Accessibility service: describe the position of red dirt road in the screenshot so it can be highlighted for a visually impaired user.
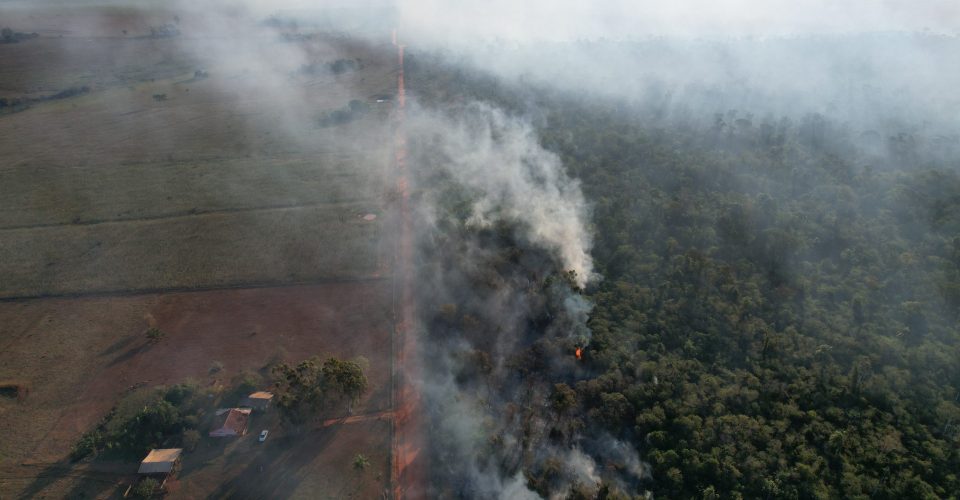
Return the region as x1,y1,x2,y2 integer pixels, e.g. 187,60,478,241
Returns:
321,409,394,427
391,30,429,499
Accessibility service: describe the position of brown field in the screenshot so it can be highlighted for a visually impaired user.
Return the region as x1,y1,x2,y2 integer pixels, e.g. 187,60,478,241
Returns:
1,3,399,498
0,11,397,299
0,205,385,298
0,419,392,500
0,282,395,497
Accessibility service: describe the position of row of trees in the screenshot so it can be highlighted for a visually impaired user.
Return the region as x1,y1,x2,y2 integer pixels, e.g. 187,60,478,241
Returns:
70,383,210,461
71,355,368,461
1,27,38,44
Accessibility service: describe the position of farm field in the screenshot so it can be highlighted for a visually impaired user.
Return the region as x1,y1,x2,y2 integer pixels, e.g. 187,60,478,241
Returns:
0,2,399,498
0,9,397,298
0,419,391,500
0,204,385,298
0,283,395,498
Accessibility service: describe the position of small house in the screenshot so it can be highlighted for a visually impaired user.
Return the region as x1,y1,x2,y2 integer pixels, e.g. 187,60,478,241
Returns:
240,391,274,411
138,448,183,476
209,408,251,437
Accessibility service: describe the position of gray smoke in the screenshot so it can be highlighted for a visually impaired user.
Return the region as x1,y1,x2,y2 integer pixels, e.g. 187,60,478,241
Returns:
408,102,594,286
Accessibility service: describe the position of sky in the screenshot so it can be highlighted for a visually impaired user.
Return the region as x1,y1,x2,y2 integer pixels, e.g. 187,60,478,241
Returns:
394,0,960,40
8,0,957,39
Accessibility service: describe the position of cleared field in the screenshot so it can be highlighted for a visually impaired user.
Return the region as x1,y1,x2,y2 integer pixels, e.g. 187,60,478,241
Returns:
0,60,395,166
0,37,195,97
0,204,385,298
0,5,186,40
0,420,391,499
0,6,398,298
0,156,384,229
1,4,399,498
176,419,391,499
0,282,393,497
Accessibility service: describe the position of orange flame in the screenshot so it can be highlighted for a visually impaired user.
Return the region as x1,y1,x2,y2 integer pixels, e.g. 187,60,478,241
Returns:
575,347,582,360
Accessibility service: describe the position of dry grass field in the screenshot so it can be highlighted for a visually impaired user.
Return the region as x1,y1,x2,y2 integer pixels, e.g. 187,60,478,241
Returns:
0,7,397,298
0,3,398,498
0,205,384,298
0,283,394,498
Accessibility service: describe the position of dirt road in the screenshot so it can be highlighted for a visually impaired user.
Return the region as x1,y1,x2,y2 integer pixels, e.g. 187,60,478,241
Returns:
390,30,429,499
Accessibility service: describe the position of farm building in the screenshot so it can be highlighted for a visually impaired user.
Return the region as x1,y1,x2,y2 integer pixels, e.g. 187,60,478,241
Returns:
240,391,274,410
209,408,251,437
138,448,183,476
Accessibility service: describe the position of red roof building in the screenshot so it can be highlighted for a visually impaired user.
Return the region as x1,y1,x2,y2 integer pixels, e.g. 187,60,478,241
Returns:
209,408,251,437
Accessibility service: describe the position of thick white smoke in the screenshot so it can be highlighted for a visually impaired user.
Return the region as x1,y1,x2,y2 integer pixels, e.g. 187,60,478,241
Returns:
408,102,595,286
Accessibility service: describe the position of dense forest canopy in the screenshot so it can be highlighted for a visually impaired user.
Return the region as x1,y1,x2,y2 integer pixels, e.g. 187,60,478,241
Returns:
407,41,960,499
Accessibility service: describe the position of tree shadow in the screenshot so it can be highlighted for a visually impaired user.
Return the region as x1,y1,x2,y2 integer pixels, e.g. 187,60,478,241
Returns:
178,439,231,481
106,341,154,367
99,335,137,357
15,461,68,499
15,459,131,500
205,425,341,499
60,472,125,500
363,382,393,414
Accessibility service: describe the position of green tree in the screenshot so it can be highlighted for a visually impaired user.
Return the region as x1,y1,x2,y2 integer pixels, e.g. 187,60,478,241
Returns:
132,477,160,498
271,355,368,424
551,383,577,414
182,429,201,451
322,357,369,403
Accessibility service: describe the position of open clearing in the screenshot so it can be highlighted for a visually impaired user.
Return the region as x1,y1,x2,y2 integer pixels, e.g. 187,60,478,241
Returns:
0,13,397,298
1,419,391,500
0,205,384,298
0,282,394,497
1,3,399,498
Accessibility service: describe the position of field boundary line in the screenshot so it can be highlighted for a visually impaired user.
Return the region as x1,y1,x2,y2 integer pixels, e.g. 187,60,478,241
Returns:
0,276,390,303
0,200,379,232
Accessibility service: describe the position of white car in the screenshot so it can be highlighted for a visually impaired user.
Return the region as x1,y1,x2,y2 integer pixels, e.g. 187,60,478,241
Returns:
258,430,268,442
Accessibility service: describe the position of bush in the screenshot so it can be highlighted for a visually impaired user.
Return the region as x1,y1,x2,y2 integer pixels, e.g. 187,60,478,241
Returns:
182,429,201,451
132,477,160,498
1,27,38,44
70,430,101,461
318,100,369,128
226,370,263,404
328,58,359,75
145,327,164,343
49,86,89,100
352,453,369,470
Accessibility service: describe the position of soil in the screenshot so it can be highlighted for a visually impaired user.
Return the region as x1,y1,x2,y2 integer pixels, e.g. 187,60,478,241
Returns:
0,282,392,474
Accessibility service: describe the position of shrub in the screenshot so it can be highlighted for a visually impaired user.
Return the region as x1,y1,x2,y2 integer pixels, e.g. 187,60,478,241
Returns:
145,327,164,343
70,430,102,461
132,477,160,498
182,429,201,451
